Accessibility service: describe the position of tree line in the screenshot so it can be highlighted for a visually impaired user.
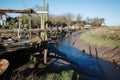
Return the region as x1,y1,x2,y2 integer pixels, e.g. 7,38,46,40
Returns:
3,5,105,30
6,13,105,29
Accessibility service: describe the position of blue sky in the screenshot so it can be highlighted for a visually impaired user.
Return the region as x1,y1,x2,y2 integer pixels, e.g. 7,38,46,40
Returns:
0,0,120,26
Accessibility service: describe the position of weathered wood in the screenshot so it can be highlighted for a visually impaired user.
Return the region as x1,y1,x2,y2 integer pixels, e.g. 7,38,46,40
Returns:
44,49,48,64
0,48,41,58
0,47,43,78
0,59,9,75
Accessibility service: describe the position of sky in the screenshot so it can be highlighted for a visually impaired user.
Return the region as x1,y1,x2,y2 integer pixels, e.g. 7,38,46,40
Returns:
0,0,120,26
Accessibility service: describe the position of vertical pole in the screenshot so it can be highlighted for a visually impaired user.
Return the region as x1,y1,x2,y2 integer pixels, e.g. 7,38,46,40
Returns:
45,3,49,21
29,15,31,39
42,13,45,30
43,0,45,11
43,0,46,64
40,0,45,30
45,3,49,30
44,49,48,64
89,46,92,56
42,0,48,64
18,18,21,40
95,48,98,58
43,2,49,64
40,14,42,30
41,13,43,30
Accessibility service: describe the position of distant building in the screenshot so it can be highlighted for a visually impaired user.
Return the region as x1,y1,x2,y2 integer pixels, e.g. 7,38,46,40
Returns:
84,25,91,29
0,13,7,25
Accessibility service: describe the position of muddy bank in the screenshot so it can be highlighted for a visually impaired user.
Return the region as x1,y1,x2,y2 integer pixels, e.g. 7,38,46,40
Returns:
74,34,120,65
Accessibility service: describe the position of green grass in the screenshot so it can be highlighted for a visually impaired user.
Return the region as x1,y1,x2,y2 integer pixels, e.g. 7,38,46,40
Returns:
12,61,84,80
16,70,84,80
39,70,84,80
80,28,120,47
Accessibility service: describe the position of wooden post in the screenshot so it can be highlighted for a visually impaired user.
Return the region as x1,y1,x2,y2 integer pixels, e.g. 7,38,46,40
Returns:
41,13,43,30
45,3,49,30
89,46,92,56
95,48,98,58
41,0,48,64
29,15,31,39
44,49,48,64
44,2,49,64
18,18,21,40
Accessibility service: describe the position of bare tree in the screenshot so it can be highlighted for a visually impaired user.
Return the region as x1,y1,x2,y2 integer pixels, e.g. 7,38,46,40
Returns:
85,17,104,27
76,14,82,28
66,13,74,26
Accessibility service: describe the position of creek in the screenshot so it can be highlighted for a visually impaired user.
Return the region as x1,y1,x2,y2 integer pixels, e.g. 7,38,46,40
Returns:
55,32,120,80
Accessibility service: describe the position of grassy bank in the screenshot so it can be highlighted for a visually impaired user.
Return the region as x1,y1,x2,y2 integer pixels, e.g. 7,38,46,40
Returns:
80,27,120,47
10,61,84,80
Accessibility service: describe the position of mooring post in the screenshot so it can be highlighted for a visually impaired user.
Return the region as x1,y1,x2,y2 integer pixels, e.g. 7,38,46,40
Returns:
41,0,49,64
18,18,22,40
89,46,92,56
95,48,98,58
29,14,32,39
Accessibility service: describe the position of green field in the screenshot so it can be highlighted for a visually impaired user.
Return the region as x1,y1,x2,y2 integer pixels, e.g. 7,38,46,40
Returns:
80,27,120,47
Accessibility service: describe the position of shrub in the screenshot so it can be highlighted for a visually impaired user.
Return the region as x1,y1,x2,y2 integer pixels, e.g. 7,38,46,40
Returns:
0,25,13,30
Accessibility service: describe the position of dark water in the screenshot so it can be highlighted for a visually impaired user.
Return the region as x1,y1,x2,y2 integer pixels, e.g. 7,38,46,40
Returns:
55,32,120,80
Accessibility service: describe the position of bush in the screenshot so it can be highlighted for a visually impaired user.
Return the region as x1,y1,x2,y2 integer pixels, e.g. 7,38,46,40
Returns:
0,25,13,30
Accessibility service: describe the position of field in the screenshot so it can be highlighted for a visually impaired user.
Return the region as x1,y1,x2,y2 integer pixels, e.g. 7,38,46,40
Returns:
80,27,120,47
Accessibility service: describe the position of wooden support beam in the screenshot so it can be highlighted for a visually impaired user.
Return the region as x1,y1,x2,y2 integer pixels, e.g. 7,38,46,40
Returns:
0,8,36,13
44,49,48,64
28,15,32,39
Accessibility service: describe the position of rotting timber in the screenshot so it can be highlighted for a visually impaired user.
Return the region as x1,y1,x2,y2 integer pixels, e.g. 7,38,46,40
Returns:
0,36,70,79
0,3,83,79
0,8,36,14
0,28,73,79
